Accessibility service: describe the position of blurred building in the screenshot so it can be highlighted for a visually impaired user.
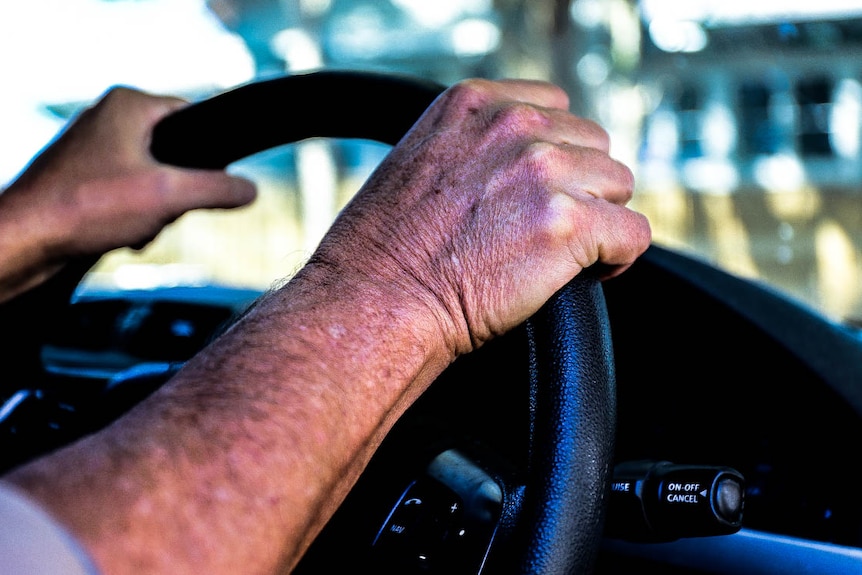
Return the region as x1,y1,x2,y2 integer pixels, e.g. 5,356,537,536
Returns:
7,0,862,322
631,2,862,322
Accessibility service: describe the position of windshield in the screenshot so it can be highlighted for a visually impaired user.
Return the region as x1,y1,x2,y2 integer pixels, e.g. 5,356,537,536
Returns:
3,0,862,327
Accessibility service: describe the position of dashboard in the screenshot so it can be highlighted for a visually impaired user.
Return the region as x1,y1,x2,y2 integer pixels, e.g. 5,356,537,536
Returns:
3,243,862,573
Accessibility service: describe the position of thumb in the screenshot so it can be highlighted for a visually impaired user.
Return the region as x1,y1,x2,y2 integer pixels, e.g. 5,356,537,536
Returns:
157,168,258,213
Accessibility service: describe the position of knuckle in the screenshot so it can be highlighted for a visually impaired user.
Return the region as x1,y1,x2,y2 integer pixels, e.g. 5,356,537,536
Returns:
99,85,137,107
421,79,495,133
488,102,550,135
446,78,494,103
500,141,562,190
437,78,495,116
522,140,562,173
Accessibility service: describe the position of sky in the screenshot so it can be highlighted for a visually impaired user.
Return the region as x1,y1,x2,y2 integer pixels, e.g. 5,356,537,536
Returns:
0,0,254,183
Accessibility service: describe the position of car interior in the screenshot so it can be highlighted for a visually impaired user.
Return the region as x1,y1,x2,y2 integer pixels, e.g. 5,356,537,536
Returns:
3,1,862,573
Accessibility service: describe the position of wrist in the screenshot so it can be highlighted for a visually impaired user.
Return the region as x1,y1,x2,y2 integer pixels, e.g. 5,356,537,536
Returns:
0,181,69,302
268,261,460,394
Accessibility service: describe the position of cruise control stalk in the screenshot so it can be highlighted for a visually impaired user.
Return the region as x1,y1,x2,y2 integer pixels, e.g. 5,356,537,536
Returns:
604,460,745,542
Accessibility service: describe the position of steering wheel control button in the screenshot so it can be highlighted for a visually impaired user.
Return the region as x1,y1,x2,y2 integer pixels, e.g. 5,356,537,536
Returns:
605,460,745,542
373,479,455,564
372,449,502,573
714,475,744,524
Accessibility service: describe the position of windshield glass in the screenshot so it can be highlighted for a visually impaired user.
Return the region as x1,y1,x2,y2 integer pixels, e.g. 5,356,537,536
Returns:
3,0,862,326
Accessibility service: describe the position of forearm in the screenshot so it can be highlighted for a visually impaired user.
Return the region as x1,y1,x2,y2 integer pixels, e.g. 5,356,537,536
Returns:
3,265,453,574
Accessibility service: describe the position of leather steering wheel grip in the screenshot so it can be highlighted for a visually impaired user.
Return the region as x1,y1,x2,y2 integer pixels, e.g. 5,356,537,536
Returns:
150,70,444,167
523,273,615,574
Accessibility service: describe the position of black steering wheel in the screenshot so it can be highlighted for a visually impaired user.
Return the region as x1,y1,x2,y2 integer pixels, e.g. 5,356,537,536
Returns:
9,71,618,574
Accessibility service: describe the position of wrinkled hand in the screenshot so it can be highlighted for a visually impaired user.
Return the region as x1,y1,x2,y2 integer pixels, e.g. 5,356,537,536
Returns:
308,78,651,356
0,86,256,300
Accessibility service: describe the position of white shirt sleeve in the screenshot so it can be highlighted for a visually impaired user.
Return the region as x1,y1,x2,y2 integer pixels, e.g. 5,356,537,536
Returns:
0,481,99,574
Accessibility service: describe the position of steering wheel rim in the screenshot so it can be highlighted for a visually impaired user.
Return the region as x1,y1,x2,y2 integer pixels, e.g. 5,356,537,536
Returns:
146,70,617,574
522,274,616,574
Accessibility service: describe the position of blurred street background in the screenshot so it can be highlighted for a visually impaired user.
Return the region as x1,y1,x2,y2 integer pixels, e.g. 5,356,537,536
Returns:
4,0,862,324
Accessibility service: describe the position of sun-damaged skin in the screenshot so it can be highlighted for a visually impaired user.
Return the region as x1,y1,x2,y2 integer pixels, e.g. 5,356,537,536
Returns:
2,78,650,574
0,86,257,303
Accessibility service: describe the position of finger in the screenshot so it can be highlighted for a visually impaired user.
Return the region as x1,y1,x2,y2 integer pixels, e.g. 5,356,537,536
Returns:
474,101,611,156
570,199,652,274
145,94,191,124
434,78,571,128
464,79,612,152
136,168,258,216
78,88,192,161
99,86,189,125
540,107,611,153
166,169,258,211
563,147,635,205
488,78,571,111
525,142,634,205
